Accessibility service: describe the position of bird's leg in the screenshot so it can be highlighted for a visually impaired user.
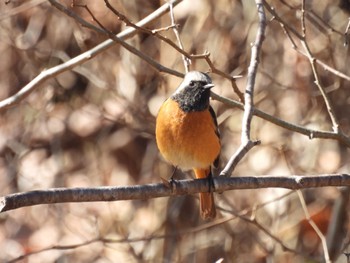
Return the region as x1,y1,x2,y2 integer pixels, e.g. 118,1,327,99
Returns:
161,166,178,189
207,168,215,193
170,166,178,182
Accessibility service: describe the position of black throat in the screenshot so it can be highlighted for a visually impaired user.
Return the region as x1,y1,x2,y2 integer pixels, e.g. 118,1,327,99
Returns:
171,85,211,112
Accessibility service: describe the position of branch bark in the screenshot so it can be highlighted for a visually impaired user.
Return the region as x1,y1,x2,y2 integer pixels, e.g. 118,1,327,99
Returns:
1,174,350,213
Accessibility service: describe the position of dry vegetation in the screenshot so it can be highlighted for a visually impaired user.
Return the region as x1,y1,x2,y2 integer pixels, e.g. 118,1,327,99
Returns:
0,0,350,262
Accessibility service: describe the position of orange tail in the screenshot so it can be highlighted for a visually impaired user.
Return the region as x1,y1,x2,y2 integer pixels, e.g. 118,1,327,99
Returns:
194,168,216,219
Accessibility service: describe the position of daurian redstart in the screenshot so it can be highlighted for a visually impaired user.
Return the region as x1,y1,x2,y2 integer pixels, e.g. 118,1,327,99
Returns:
156,71,220,219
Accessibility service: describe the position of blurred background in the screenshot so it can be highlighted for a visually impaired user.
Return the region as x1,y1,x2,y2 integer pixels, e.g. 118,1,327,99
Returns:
0,0,350,262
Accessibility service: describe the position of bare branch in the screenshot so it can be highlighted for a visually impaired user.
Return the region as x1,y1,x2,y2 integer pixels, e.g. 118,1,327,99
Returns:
300,0,340,134
168,0,191,73
201,53,244,102
211,92,350,147
2,174,350,213
297,190,331,263
300,0,307,35
53,0,183,77
0,0,184,112
0,0,245,113
240,215,302,255
220,0,265,177
264,1,350,82
104,0,243,100
103,0,191,60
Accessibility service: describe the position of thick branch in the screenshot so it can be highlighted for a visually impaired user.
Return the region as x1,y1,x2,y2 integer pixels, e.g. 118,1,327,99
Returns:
1,174,350,212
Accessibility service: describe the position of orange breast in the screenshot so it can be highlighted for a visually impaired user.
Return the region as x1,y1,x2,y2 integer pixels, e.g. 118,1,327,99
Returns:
156,99,220,170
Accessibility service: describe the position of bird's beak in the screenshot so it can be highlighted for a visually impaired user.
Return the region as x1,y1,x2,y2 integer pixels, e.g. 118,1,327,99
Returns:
204,83,215,89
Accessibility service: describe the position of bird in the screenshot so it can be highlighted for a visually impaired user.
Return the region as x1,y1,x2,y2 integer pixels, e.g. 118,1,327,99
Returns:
155,71,220,219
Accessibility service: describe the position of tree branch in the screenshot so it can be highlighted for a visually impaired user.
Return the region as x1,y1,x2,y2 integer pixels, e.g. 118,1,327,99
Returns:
103,0,243,100
0,0,183,112
220,0,265,177
211,92,350,147
168,0,191,73
297,189,331,263
69,1,183,79
1,174,350,213
264,1,350,82
300,0,340,134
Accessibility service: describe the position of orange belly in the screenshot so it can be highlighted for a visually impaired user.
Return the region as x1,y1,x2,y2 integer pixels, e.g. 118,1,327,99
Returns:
156,99,220,170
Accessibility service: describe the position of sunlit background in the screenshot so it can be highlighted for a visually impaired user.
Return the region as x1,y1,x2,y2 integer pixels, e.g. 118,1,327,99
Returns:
0,0,350,262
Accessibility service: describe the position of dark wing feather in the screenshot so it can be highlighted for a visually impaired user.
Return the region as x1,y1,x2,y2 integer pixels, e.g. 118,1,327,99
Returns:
209,105,220,168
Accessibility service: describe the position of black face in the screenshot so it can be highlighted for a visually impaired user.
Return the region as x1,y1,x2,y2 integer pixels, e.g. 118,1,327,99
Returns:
172,80,211,112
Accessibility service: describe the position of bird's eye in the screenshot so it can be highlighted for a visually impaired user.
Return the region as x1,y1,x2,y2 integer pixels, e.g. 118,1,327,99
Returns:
189,81,195,87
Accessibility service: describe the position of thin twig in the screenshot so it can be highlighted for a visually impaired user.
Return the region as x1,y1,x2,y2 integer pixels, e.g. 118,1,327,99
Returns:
297,190,331,263
263,1,303,39
242,216,302,255
300,0,306,36
168,0,191,72
277,18,299,49
2,173,350,212
309,53,350,82
300,0,340,134
201,53,244,102
306,10,344,36
220,0,265,177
